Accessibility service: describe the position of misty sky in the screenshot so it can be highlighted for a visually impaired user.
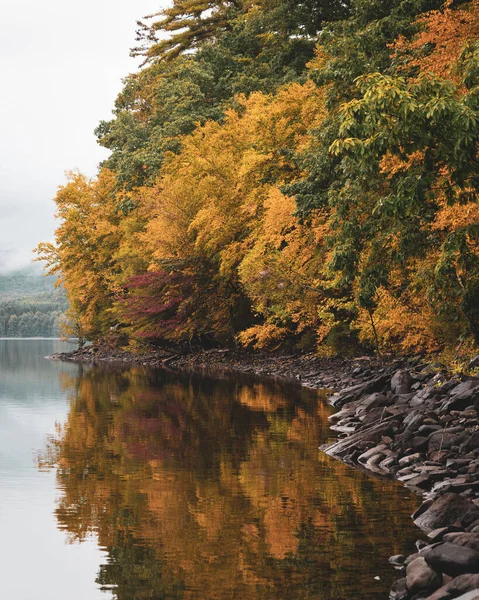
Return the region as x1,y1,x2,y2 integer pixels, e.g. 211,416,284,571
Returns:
0,0,170,272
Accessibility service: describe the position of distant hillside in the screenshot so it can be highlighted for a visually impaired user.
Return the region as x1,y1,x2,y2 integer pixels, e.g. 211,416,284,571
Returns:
0,266,68,337
0,264,58,298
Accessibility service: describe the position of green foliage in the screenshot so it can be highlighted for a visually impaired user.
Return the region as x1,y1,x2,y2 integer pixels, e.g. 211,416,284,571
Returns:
290,0,444,218
329,66,479,342
97,1,345,190
133,0,350,64
95,59,225,189
0,267,68,338
133,0,240,63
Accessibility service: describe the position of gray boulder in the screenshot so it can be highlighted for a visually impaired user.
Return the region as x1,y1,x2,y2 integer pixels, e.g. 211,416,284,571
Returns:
428,432,460,453
414,494,479,534
450,380,479,400
462,432,479,452
390,577,409,600
424,543,479,577
406,557,442,594
392,369,414,394
425,573,479,600
443,533,479,553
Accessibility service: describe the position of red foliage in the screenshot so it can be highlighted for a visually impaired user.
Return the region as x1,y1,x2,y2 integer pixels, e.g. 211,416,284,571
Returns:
121,270,197,342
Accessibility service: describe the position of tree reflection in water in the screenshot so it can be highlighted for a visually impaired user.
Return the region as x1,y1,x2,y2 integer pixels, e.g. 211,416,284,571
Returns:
41,365,420,600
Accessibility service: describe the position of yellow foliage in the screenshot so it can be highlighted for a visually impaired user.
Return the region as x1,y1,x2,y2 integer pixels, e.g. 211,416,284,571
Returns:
238,188,329,341
433,198,479,237
135,80,327,344
353,287,443,353
379,150,425,177
237,324,290,350
35,169,149,339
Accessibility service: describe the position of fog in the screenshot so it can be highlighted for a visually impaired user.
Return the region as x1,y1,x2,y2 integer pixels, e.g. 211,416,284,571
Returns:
0,0,169,272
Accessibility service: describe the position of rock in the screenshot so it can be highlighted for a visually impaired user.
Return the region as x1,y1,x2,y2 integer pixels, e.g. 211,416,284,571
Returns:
357,443,388,465
390,577,409,600
366,450,394,472
406,474,434,490
452,591,479,600
417,540,429,551
441,381,479,411
380,455,399,473
406,557,442,595
399,453,423,467
427,526,465,544
425,574,479,600
468,521,479,533
405,552,421,567
428,432,459,453
413,500,434,521
424,542,479,577
447,459,472,471
404,410,426,430
323,418,397,458
430,450,451,463
392,369,414,394
443,533,479,553
331,374,390,408
451,380,479,400
419,424,444,435
463,432,479,452
360,406,391,425
390,554,407,567
358,392,391,412
414,493,479,534
409,436,430,452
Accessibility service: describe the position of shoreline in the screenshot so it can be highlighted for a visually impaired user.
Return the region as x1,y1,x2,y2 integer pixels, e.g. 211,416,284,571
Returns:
50,345,479,599
48,344,405,390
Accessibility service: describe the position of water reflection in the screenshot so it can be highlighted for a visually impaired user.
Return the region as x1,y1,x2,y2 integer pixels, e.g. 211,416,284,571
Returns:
43,364,421,600
0,340,107,600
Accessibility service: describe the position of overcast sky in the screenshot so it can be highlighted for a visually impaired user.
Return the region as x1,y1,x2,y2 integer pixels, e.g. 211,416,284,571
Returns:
0,0,170,272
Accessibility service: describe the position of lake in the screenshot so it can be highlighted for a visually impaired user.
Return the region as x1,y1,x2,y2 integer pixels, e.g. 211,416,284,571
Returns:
0,339,421,599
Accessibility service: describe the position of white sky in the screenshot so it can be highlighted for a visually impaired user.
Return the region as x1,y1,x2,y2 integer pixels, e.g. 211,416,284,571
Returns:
0,0,170,272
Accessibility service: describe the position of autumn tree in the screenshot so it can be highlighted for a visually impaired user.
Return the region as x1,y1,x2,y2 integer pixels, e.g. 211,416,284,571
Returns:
329,54,479,347
133,0,241,63
40,0,479,357
35,170,127,341
120,81,326,348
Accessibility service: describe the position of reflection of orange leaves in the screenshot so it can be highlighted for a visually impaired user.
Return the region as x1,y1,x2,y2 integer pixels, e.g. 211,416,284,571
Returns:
288,407,318,444
237,383,288,412
264,498,299,559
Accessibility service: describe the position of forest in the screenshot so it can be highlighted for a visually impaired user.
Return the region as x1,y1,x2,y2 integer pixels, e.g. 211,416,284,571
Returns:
0,267,68,337
36,0,479,361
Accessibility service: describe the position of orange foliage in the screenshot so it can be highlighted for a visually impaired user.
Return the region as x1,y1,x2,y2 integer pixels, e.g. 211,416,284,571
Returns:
354,286,443,353
393,0,479,80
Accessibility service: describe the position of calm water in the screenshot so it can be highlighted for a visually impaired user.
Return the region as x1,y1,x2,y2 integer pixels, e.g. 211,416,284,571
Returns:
0,340,421,600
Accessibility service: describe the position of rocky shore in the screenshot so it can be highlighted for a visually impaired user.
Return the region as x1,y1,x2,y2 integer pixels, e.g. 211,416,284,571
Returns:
323,361,479,599
49,345,374,389
50,345,479,599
